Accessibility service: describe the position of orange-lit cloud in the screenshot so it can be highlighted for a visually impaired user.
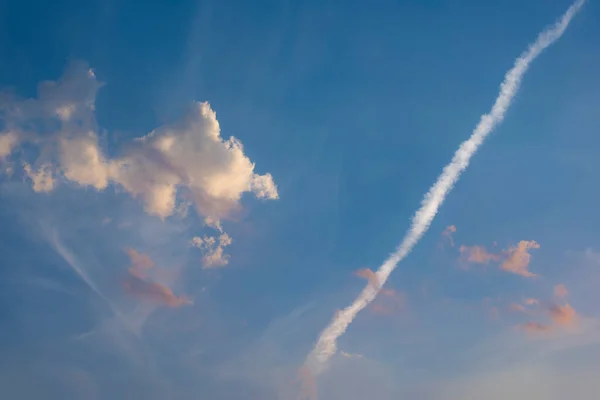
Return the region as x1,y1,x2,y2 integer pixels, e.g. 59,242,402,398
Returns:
122,249,191,308
354,268,380,289
370,288,404,316
458,240,540,278
554,284,568,298
459,245,500,264
125,248,154,279
122,276,192,308
549,303,577,326
441,225,457,247
520,321,553,334
500,240,540,278
297,366,318,400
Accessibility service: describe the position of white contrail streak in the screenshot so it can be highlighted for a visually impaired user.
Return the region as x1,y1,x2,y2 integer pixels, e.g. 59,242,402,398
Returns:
304,0,585,374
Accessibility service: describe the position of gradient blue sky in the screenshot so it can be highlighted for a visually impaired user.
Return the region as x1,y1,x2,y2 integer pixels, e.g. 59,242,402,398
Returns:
1,0,599,399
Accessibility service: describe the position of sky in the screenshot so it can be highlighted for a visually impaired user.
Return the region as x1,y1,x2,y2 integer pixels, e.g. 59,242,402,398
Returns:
0,0,599,399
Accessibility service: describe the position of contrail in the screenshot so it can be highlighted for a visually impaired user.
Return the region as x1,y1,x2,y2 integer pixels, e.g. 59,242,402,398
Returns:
304,0,585,374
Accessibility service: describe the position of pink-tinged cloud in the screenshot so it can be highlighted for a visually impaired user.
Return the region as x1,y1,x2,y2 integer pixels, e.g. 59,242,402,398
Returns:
125,248,154,279
122,276,192,308
510,303,527,313
297,366,318,400
554,284,569,298
441,225,457,247
549,303,577,327
459,245,500,264
524,298,540,306
500,240,540,278
354,268,380,289
520,322,553,334
370,288,404,316
122,249,191,308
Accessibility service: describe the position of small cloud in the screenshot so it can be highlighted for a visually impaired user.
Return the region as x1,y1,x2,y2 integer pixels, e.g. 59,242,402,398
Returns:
190,236,204,248
554,284,568,298
23,163,55,192
459,245,500,265
441,225,457,247
0,132,19,159
500,240,540,278
458,239,540,278
354,268,380,288
125,248,154,279
524,298,540,306
549,303,577,327
340,351,364,359
204,216,223,232
520,321,553,335
122,249,191,308
122,276,192,308
191,233,233,268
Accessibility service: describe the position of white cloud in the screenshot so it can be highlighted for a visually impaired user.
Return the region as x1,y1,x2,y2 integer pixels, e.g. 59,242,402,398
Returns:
204,216,223,232
0,61,278,222
109,102,278,219
190,232,233,268
23,163,55,193
0,132,18,158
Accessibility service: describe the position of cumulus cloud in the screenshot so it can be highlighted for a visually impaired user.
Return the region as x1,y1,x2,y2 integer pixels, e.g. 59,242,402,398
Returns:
110,101,278,219
441,225,457,247
0,60,278,221
122,248,191,308
23,163,55,192
190,233,233,268
554,284,568,298
500,240,540,277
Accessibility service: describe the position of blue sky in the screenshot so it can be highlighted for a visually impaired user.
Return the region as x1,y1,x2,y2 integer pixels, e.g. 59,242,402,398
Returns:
1,0,599,398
